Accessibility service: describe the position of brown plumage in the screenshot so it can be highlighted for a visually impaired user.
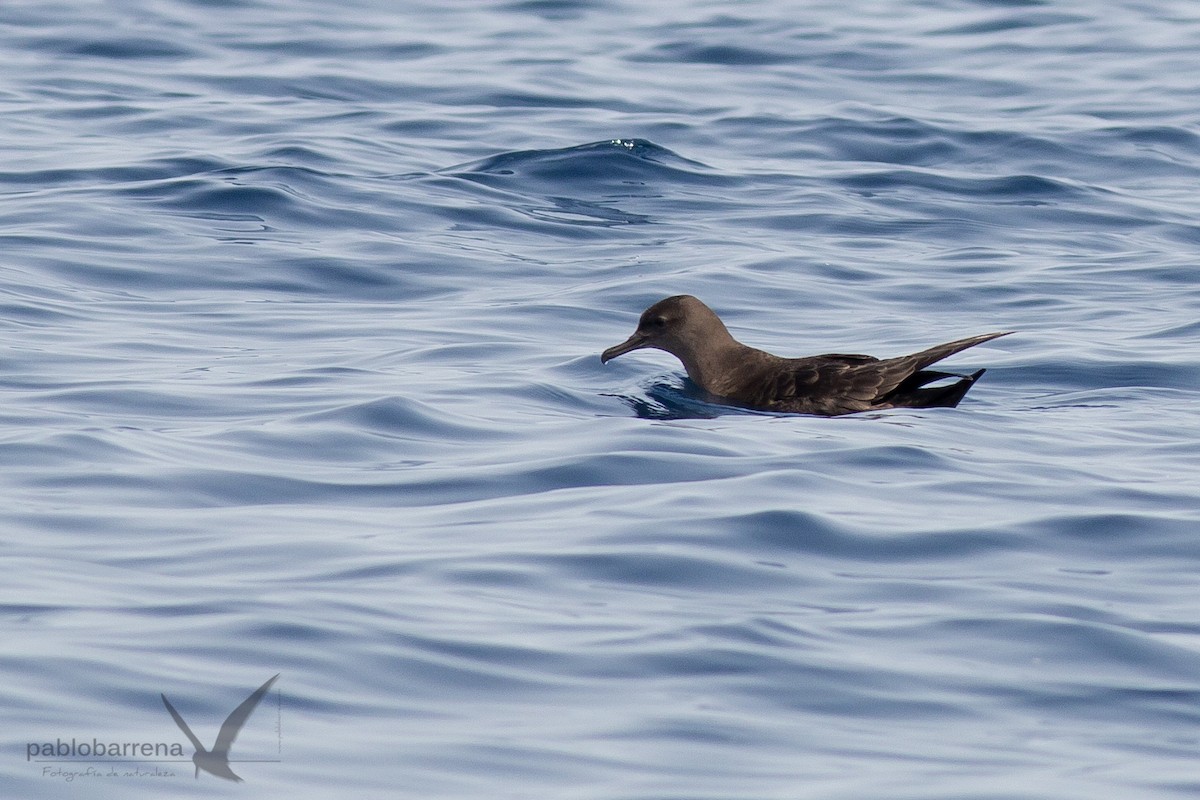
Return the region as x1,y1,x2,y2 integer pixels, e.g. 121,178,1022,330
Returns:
601,295,1011,416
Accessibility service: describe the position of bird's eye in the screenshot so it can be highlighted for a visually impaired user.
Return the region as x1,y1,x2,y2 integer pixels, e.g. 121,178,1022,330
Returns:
650,316,667,329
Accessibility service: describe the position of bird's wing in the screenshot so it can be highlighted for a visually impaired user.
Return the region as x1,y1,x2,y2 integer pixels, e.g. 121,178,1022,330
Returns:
212,674,280,756
900,332,1013,373
733,334,1011,415
161,694,207,752
744,355,886,415
870,331,1013,400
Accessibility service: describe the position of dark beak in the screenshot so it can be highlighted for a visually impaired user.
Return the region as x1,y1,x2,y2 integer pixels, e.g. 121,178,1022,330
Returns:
601,332,649,364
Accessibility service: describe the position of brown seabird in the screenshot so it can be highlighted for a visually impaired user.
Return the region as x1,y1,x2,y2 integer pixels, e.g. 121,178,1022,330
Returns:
601,295,1011,416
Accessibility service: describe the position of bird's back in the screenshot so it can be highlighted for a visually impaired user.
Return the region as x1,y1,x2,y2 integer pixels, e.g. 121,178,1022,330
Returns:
721,333,1010,415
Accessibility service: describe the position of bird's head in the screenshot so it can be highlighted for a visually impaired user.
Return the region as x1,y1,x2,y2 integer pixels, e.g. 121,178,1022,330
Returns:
601,295,727,366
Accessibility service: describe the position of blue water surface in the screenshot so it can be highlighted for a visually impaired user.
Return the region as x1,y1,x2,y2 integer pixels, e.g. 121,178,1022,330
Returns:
2,0,1200,797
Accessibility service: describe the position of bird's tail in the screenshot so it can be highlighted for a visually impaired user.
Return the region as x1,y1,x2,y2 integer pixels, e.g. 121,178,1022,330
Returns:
888,368,986,409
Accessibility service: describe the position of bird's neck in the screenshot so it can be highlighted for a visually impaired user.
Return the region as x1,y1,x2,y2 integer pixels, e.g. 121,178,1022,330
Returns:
678,336,764,397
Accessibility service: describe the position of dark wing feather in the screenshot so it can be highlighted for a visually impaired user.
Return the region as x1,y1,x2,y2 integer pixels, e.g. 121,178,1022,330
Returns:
808,353,877,363
889,331,1012,375
735,332,1011,415
736,355,886,415
868,331,1012,401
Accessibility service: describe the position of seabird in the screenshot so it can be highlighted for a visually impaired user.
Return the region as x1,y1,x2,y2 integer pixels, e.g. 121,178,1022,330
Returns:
601,295,1011,415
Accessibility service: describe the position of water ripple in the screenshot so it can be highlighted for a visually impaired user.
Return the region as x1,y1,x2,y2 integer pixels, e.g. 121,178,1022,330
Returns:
4,1,1200,798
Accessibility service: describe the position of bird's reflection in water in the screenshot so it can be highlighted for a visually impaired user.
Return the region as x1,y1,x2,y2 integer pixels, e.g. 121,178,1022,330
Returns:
608,377,768,420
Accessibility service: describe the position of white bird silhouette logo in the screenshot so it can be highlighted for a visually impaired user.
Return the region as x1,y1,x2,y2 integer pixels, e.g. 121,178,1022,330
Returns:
161,674,279,782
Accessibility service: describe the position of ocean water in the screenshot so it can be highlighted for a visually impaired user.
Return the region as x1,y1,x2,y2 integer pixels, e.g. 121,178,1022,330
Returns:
3,0,1200,797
